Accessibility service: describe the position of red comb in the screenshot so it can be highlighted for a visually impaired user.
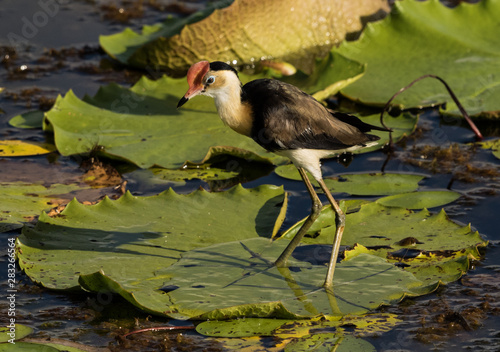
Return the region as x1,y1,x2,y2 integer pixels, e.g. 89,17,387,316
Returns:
187,61,210,88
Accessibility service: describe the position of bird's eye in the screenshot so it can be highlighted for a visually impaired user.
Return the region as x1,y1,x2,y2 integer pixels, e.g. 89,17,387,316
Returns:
206,76,215,85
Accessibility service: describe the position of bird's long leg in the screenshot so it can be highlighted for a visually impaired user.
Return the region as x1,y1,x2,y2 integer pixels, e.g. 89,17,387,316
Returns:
275,167,322,268
317,178,345,288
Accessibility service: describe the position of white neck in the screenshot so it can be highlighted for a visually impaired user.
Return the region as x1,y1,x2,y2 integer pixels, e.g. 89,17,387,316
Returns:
204,73,252,136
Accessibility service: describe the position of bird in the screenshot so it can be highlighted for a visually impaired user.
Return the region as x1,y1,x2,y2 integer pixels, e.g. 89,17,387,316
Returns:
177,60,390,288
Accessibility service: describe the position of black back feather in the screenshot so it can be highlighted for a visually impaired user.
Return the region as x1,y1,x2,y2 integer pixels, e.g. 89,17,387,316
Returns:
242,79,387,152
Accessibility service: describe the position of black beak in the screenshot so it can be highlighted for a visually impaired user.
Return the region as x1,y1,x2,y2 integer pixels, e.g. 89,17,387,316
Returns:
177,96,188,108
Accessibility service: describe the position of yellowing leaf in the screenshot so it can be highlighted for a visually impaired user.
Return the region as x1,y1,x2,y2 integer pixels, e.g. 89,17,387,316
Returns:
477,138,500,159
0,140,55,157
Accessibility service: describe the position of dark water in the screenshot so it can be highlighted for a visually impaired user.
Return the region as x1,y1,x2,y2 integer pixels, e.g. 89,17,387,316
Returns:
1,1,499,351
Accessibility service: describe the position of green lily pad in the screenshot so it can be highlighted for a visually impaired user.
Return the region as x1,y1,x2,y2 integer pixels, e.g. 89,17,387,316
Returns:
303,52,366,101
0,182,83,233
477,138,500,159
0,340,93,352
197,313,400,338
285,334,376,352
0,342,60,351
100,238,428,319
17,185,286,292
8,110,44,129
376,191,461,209
274,314,400,339
124,165,241,190
207,336,283,351
344,203,484,250
275,167,425,196
196,318,292,337
336,0,500,118
0,140,56,157
0,324,32,343
282,202,486,254
19,339,100,352
100,0,389,73
17,185,484,320
345,244,473,286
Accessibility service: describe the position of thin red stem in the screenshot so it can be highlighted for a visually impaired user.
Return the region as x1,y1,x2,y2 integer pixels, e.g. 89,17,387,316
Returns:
380,74,483,140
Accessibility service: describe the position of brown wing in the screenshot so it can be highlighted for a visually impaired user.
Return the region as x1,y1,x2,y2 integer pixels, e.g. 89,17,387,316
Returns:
242,79,381,152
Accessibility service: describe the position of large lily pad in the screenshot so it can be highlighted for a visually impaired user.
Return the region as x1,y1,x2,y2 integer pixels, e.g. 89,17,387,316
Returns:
100,0,389,73
16,185,286,292
84,238,427,319
336,0,500,118
17,188,484,320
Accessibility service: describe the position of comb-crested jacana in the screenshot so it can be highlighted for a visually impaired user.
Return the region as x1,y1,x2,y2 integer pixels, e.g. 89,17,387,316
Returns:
178,61,390,288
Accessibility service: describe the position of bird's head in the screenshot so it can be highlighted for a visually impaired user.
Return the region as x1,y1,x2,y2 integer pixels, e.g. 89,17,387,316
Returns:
177,61,240,108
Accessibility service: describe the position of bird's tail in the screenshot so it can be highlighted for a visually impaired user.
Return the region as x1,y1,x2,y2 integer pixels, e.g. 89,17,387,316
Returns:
329,110,392,133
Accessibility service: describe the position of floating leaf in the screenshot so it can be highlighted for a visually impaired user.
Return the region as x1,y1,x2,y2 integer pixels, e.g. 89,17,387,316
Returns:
344,244,473,286
344,203,484,251
477,138,500,160
21,338,103,352
336,0,500,118
17,187,484,320
198,313,400,338
304,52,365,100
17,185,286,293
275,167,425,196
0,140,55,157
112,238,428,319
209,336,283,352
0,324,32,343
285,334,376,352
283,202,486,254
376,191,461,209
0,182,83,233
8,110,44,129
0,342,60,351
0,340,95,352
277,314,400,340
197,318,292,337
100,0,389,73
